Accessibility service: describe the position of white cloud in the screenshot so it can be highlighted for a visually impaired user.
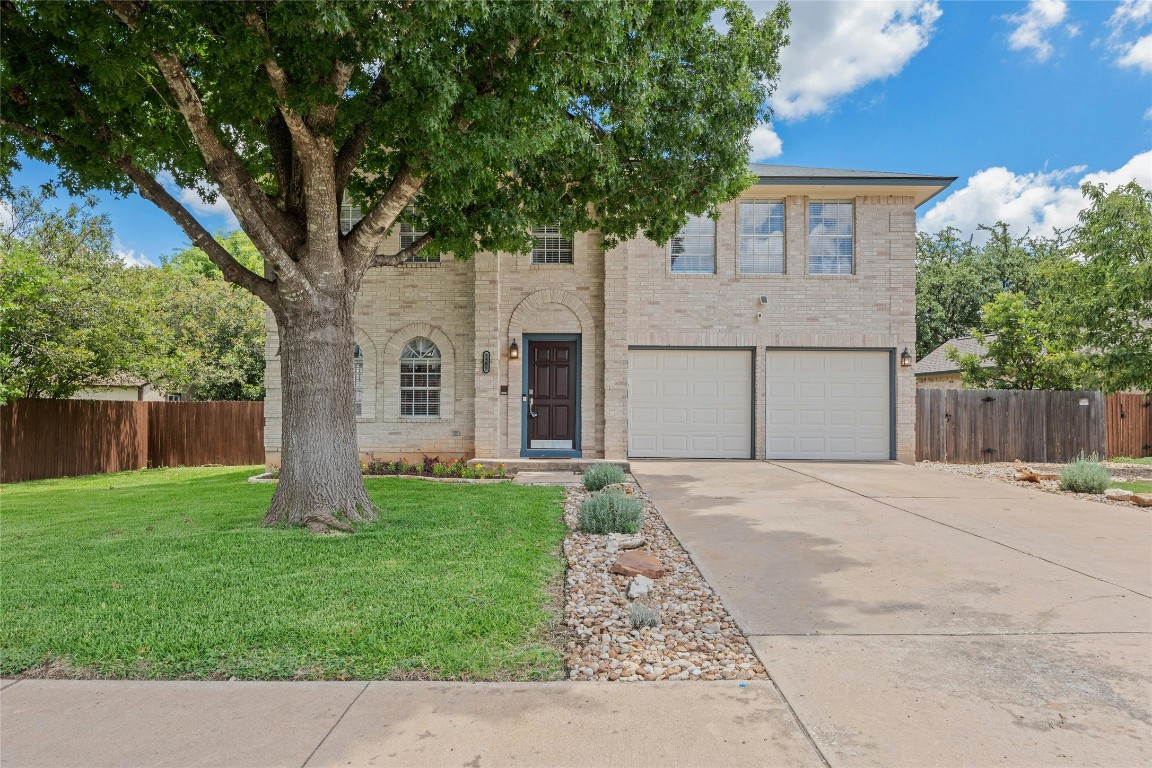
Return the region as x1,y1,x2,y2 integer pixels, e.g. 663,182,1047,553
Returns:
0,198,13,233
748,123,783,161
765,0,941,121
157,171,240,229
1118,33,1152,72
1109,0,1152,72
1006,0,1067,62
919,151,1152,242
113,238,155,269
1144,106,1152,120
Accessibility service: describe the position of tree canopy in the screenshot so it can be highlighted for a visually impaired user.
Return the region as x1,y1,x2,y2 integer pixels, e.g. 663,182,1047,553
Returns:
1,1,790,529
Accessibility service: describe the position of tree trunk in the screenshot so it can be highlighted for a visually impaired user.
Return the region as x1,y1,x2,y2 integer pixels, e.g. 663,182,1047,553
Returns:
262,298,375,533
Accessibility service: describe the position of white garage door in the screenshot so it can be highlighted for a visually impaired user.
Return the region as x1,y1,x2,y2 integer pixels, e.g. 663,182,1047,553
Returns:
629,349,752,458
765,350,892,460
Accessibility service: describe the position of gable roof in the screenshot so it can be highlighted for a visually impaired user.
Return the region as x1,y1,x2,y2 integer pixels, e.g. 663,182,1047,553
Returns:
747,163,956,208
914,336,996,376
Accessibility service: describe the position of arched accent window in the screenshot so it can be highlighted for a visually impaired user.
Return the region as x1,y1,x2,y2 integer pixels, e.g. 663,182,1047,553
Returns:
353,344,365,416
400,338,441,417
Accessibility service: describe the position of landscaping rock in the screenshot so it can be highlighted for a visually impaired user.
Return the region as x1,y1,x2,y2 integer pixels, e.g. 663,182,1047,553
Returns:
1034,472,1060,480
602,483,635,495
627,575,654,599
1131,493,1152,507
616,535,646,550
609,551,667,579
1104,488,1135,501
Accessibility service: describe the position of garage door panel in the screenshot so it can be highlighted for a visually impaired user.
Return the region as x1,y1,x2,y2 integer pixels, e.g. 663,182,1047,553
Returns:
629,350,752,458
765,350,892,461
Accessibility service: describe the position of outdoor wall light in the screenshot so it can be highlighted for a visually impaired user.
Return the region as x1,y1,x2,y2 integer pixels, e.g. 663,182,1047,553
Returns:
481,350,491,374
509,340,520,360
900,347,913,368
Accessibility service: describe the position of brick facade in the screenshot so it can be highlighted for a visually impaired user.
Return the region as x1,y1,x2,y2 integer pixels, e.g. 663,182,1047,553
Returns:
265,168,947,466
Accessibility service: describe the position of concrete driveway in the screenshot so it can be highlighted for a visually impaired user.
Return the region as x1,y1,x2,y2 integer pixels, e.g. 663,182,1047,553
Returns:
631,460,1152,768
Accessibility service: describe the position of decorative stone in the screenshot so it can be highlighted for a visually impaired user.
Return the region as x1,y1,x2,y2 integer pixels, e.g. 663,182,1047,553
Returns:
609,551,667,579
1034,472,1060,481
627,575,654,599
1104,488,1134,501
618,536,646,550
1131,493,1152,507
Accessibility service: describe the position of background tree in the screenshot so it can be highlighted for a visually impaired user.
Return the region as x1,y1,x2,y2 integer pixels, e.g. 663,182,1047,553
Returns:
144,248,267,401
1048,181,1151,393
947,291,1089,390
2,1,788,531
0,187,150,401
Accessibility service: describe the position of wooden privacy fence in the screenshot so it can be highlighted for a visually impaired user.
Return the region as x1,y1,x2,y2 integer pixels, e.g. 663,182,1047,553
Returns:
0,399,264,483
1105,393,1152,460
916,389,1151,463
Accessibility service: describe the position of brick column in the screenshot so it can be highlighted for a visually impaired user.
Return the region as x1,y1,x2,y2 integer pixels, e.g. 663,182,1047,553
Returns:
602,242,630,459
472,252,502,457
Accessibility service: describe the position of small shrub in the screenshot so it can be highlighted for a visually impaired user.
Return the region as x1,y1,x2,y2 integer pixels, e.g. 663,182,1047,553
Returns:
579,490,643,534
629,600,660,629
431,462,451,477
583,463,626,492
1059,453,1112,494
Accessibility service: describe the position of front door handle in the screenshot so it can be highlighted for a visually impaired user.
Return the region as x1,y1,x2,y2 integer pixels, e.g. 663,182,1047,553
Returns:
528,394,538,418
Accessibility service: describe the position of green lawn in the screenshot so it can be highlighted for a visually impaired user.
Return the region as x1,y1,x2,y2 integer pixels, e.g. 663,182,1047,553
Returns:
1113,481,1152,494
1111,456,1152,465
0,468,567,681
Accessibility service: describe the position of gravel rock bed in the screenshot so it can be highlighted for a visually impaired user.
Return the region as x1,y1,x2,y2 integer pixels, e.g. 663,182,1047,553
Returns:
918,461,1152,507
562,479,767,682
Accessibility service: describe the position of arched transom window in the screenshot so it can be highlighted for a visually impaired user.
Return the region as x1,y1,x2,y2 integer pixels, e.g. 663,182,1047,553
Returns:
353,344,364,417
400,338,441,417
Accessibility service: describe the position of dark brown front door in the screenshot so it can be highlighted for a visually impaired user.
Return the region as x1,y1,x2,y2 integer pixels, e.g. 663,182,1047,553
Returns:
527,339,578,451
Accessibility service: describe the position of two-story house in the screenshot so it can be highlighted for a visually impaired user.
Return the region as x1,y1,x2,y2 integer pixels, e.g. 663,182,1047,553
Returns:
263,164,954,466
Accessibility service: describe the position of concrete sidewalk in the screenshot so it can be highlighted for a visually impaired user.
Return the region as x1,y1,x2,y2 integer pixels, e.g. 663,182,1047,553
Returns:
632,460,1152,768
0,679,822,768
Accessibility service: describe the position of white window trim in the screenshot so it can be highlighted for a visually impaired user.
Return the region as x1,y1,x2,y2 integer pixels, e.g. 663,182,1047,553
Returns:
399,337,443,418
738,200,786,275
531,226,574,264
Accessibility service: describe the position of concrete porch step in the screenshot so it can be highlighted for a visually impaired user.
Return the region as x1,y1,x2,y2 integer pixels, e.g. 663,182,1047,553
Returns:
467,457,629,474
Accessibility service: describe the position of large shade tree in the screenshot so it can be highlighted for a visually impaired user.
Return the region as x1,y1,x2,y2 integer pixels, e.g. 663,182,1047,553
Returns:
1,0,788,531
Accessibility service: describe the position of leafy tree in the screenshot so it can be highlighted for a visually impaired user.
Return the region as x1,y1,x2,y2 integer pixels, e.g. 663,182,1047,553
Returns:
947,292,1089,390
162,230,264,280
915,227,984,358
0,187,150,401
1,1,788,531
1049,181,1152,393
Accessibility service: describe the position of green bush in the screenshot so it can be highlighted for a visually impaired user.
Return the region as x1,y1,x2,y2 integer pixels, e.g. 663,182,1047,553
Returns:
578,490,643,534
583,463,626,492
1059,453,1112,494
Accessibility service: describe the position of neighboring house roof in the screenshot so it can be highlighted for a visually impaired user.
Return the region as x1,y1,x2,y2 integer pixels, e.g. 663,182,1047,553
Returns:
914,336,996,376
747,163,957,207
89,374,148,388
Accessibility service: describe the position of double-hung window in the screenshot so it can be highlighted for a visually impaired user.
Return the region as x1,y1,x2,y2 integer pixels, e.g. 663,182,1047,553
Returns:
400,220,438,264
531,226,573,264
738,201,785,274
353,344,364,417
669,214,715,274
400,338,441,417
339,202,363,235
808,201,854,275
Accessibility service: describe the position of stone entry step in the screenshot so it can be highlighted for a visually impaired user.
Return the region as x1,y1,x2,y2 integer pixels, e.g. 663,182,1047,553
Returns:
468,457,629,474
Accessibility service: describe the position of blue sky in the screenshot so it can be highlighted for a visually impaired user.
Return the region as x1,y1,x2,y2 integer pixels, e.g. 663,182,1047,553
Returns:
7,0,1152,265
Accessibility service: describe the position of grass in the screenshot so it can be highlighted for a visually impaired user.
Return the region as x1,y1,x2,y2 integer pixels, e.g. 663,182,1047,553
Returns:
1110,456,1152,465
0,467,567,681
1112,481,1152,494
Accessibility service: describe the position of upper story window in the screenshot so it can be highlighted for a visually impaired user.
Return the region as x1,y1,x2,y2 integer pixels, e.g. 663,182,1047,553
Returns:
531,226,574,264
400,220,438,264
353,344,364,417
738,201,785,274
339,202,363,235
400,337,441,417
808,200,854,275
669,214,716,274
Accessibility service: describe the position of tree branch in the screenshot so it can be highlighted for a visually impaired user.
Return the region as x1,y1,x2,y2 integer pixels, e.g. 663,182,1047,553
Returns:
344,163,424,267
334,69,391,195
116,158,279,305
371,232,435,268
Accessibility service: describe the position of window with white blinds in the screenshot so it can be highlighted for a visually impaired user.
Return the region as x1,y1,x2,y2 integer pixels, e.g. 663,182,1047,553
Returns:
738,201,785,274
808,201,854,275
669,215,715,274
531,226,574,264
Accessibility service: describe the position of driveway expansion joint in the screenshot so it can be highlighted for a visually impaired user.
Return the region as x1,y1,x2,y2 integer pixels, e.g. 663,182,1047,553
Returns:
300,681,370,768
